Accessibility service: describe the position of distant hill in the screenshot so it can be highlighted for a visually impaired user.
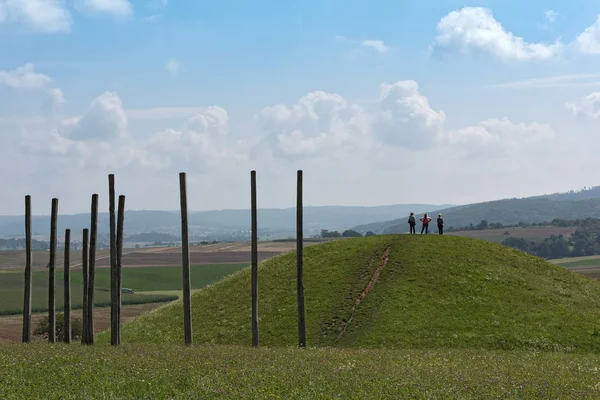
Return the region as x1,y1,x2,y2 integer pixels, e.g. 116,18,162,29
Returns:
103,235,600,352
353,186,600,234
0,203,450,239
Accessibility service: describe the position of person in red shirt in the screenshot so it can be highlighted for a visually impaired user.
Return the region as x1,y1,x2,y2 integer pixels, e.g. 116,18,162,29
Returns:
420,213,432,234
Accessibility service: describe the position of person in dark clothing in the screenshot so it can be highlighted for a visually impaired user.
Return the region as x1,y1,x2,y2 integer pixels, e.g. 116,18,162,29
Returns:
437,214,444,235
407,212,416,234
420,213,432,234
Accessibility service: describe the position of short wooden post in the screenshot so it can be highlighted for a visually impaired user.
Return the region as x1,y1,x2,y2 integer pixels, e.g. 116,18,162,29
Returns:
63,229,71,344
296,170,306,348
116,194,125,345
22,195,32,343
251,170,259,347
179,172,193,346
81,228,89,345
48,198,58,343
109,174,118,346
86,194,98,345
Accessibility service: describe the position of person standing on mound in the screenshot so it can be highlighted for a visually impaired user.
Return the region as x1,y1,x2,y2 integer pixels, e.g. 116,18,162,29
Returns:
420,213,432,234
437,214,444,235
407,212,416,234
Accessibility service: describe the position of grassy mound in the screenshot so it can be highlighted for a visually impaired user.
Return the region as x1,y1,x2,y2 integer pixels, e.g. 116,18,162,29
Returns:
107,235,600,352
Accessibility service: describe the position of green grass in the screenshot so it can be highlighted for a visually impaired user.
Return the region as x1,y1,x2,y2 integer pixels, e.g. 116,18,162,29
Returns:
0,263,247,316
2,343,600,399
109,235,600,352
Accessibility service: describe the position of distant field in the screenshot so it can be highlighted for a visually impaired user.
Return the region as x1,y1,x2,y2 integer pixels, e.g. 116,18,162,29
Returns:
549,256,600,282
449,226,576,243
0,240,311,271
0,303,161,343
0,263,247,316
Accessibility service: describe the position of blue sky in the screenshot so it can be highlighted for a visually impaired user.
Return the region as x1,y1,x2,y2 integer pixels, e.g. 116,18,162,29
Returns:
1,0,600,215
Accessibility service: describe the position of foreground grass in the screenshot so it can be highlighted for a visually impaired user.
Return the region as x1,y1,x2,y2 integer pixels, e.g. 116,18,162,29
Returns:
1,343,600,399
115,235,600,352
0,264,246,315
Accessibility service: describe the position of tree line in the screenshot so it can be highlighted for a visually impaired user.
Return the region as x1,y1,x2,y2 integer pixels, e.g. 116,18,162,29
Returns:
319,229,375,238
500,218,600,259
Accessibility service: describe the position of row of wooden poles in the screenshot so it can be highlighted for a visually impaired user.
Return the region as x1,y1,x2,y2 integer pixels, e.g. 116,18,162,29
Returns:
21,170,307,348
21,174,125,345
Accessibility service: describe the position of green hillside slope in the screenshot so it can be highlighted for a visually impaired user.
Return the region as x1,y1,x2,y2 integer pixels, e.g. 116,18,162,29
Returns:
354,197,600,234
105,235,600,352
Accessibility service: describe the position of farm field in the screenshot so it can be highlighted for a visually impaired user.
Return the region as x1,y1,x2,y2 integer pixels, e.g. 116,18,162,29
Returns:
0,240,316,271
0,302,161,343
550,256,600,282
0,263,247,316
2,344,600,399
448,226,576,243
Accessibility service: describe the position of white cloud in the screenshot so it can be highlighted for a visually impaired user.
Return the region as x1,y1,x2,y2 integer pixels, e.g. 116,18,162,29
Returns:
69,91,128,141
0,0,72,33
4,77,572,214
0,63,52,88
166,59,180,76
374,80,446,149
257,91,372,159
566,92,600,119
362,40,390,53
442,118,555,157
575,16,600,55
75,0,133,18
148,0,168,9
487,73,600,89
545,10,558,23
142,106,245,171
432,6,563,61
47,88,65,105
126,106,210,120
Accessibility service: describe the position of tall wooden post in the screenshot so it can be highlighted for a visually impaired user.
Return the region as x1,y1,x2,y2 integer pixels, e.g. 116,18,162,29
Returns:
48,198,58,343
116,195,125,345
179,172,193,346
296,170,306,348
22,195,32,343
81,228,89,345
109,174,118,346
86,194,98,345
63,229,71,344
251,170,259,347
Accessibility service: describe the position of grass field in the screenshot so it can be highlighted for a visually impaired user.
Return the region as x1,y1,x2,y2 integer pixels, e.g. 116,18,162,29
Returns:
1,343,600,399
104,235,600,353
0,263,247,316
449,226,576,243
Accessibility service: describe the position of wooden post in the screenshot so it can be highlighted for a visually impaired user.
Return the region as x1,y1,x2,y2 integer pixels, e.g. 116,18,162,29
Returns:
296,170,306,348
179,172,193,346
116,195,125,345
22,195,32,343
48,198,58,343
86,194,98,345
81,228,89,345
63,229,71,344
251,170,259,347
109,174,118,346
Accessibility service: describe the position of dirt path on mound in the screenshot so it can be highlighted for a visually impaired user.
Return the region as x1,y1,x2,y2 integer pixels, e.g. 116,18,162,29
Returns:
337,247,391,340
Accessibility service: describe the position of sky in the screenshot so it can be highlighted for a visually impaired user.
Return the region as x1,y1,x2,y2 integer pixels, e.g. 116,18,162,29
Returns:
2,0,600,215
